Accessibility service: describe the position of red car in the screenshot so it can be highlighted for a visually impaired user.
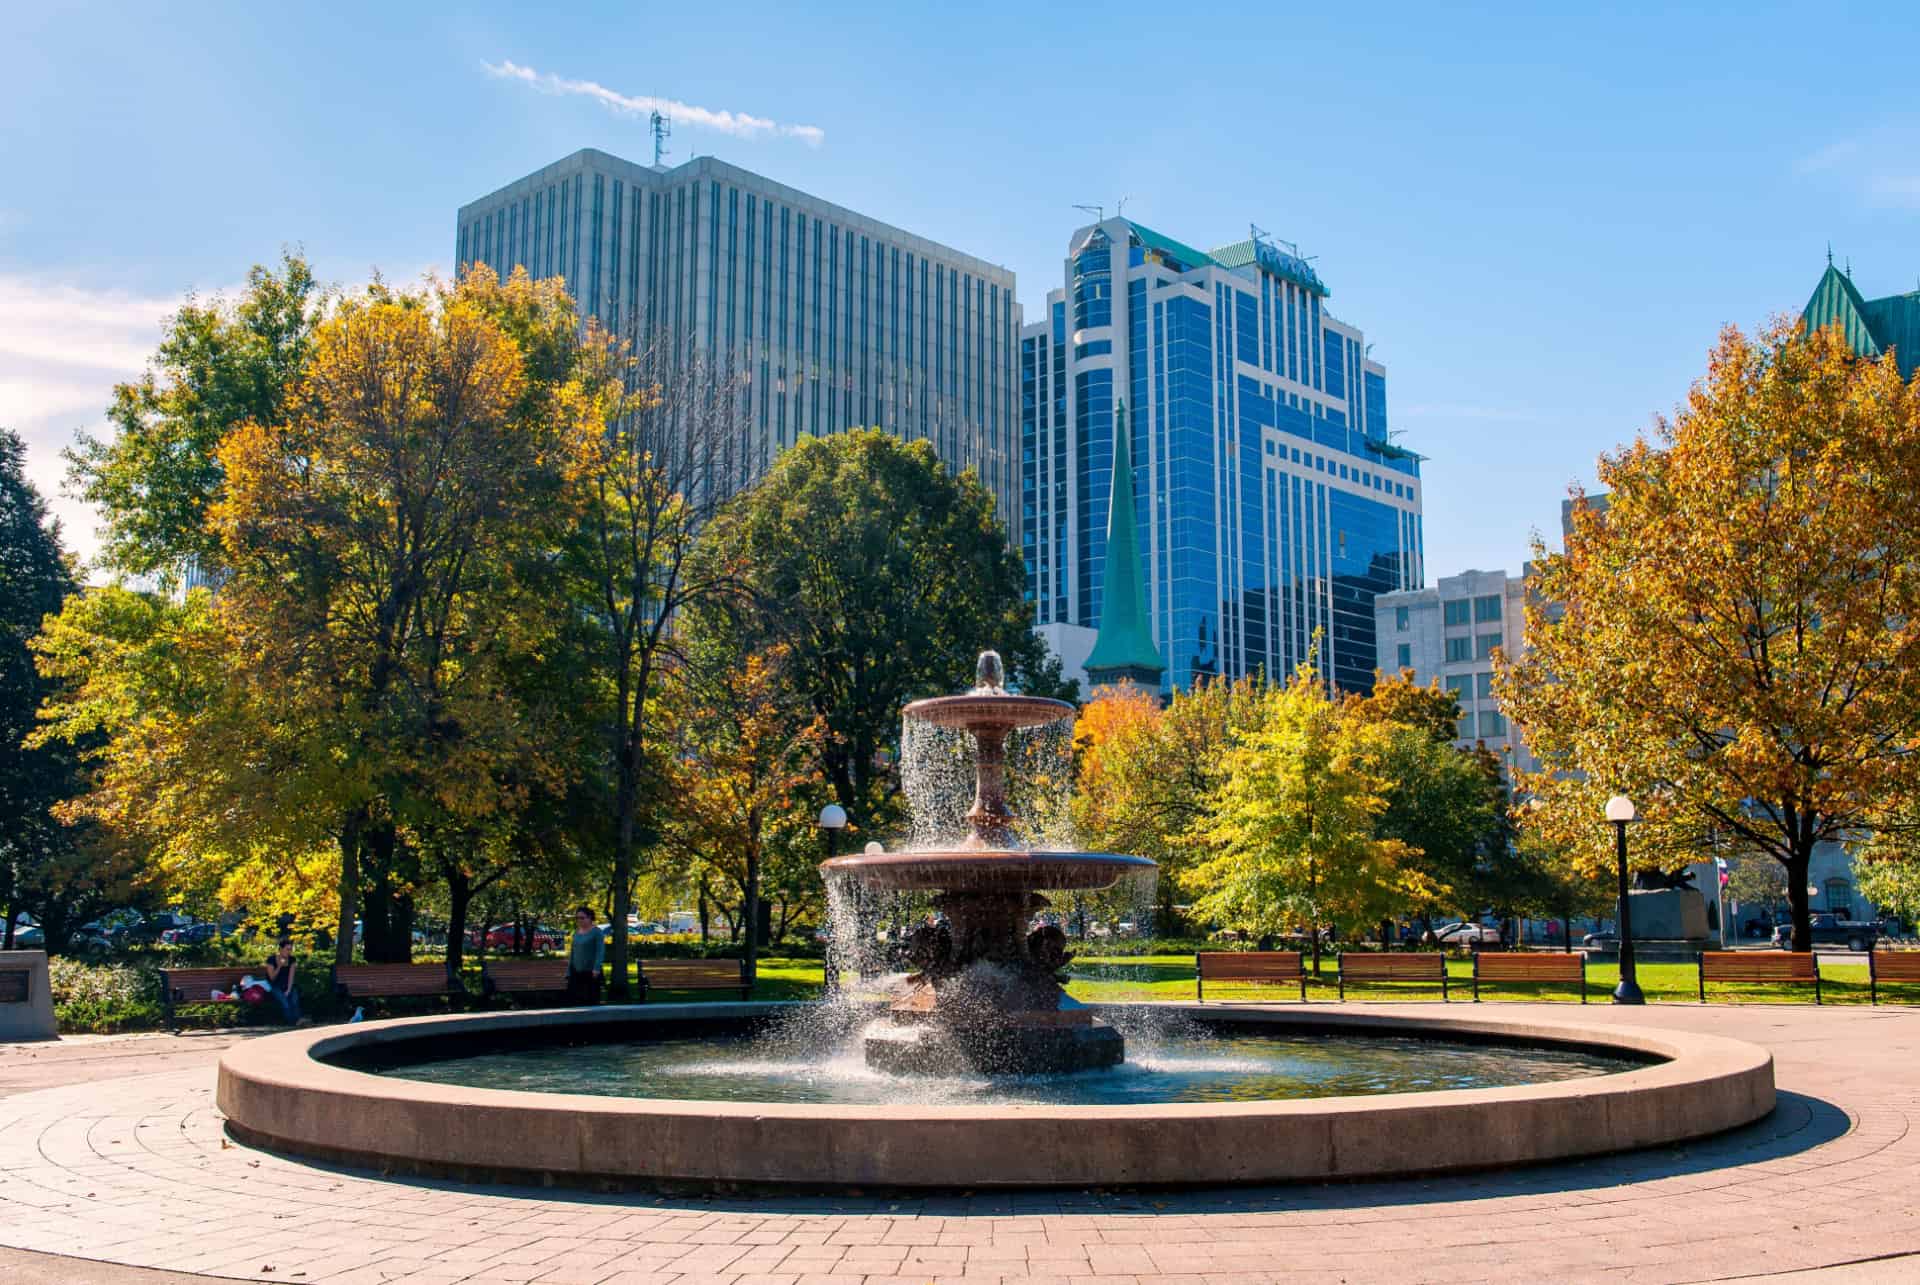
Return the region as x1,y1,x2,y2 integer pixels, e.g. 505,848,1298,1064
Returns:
471,924,563,951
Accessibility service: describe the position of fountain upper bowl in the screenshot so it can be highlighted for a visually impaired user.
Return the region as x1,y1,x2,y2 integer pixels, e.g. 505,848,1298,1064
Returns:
902,692,1074,731
820,848,1154,892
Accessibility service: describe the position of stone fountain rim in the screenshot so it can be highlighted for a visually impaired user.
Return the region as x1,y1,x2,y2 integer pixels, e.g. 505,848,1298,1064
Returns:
902,691,1075,729
216,1001,1774,1189
818,847,1156,890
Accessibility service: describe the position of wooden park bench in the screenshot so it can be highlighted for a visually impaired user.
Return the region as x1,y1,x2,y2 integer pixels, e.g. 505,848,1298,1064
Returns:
1698,950,1821,1004
1338,952,1450,1001
1868,950,1920,1005
638,958,751,1001
332,962,464,1009
158,966,259,1031
1194,951,1307,1002
481,958,575,1002
1472,951,1587,1002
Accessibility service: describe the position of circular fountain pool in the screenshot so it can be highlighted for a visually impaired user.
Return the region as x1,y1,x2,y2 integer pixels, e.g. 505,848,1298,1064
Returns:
340,1027,1641,1106
218,1002,1775,1191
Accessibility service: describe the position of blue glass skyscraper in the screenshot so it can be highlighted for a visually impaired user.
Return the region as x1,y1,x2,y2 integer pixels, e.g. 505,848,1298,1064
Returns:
1021,219,1423,695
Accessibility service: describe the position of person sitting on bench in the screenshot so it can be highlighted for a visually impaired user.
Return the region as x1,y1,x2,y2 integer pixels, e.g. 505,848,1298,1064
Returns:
265,939,306,1026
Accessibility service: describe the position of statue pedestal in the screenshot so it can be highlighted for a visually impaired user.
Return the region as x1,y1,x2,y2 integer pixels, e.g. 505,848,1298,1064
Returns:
0,951,57,1041
1589,889,1711,962
1621,888,1710,941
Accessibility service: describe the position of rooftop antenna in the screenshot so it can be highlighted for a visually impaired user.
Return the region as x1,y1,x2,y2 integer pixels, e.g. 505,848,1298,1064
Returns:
650,102,672,168
1072,202,1105,223
1827,243,1834,268
1114,195,1131,218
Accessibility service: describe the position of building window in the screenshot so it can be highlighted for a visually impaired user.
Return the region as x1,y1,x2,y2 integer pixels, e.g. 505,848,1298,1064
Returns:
1445,636,1472,663
1445,674,1471,700
1474,594,1502,623
1476,633,1501,660
1396,643,1411,669
1479,711,1507,738
1395,606,1409,631
1456,715,1473,741
1476,672,1493,700
1443,599,1471,627
1824,877,1852,918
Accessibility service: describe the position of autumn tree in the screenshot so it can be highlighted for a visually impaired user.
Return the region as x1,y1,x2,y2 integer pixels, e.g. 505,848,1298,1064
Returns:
1073,676,1264,933
66,252,322,586
658,642,826,982
1186,667,1440,972
210,267,592,962
1501,320,1920,950
557,328,746,995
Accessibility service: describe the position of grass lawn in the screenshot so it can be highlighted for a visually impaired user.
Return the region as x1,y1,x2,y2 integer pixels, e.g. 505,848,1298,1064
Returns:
533,951,1913,1009
1063,953,1890,1006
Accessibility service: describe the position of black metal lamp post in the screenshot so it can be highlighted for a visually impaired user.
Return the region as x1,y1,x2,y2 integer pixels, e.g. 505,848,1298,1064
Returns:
818,804,847,994
1606,794,1645,1005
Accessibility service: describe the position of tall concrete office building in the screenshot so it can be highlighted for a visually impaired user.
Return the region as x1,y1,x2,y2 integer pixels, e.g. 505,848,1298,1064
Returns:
1022,218,1423,695
457,149,1021,526
1373,569,1534,774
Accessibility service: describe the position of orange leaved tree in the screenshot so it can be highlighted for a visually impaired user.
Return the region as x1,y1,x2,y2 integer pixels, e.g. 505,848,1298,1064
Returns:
1500,320,1920,951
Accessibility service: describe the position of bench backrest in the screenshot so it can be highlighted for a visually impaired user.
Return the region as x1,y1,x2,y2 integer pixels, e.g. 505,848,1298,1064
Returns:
1196,951,1304,981
641,959,745,987
1700,951,1818,982
483,959,571,992
1340,953,1444,980
1872,951,1920,982
158,967,252,1000
334,963,457,997
1476,953,1584,982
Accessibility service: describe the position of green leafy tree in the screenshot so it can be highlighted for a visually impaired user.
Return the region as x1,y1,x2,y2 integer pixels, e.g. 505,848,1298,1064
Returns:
0,427,91,949
695,429,1065,836
66,252,321,585
1346,671,1506,937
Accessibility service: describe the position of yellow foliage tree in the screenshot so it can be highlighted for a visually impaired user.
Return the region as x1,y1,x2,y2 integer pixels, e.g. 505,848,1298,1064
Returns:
1185,667,1439,971
1500,320,1920,950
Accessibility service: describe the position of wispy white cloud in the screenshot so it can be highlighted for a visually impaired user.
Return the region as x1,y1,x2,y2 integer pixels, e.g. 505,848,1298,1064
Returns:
482,60,825,148
0,276,184,566
1795,129,1920,210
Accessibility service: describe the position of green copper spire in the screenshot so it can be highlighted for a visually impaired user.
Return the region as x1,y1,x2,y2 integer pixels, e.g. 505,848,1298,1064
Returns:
1084,399,1166,690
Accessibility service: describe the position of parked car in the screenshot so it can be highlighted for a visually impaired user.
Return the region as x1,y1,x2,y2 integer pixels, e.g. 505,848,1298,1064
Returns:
1772,913,1879,953
1582,930,1621,950
1432,921,1503,947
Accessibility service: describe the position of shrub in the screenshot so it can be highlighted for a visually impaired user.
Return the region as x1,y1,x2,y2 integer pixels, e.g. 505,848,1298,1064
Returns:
49,957,165,1033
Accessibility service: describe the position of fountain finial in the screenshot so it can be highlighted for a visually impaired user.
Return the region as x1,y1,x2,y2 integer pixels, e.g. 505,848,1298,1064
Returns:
974,649,1005,692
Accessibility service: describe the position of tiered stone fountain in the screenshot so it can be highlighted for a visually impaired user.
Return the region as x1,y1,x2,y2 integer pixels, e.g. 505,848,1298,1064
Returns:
821,651,1154,1075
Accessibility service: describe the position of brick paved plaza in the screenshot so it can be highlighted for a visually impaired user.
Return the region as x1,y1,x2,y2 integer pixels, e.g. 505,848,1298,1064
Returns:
3,1003,1917,1285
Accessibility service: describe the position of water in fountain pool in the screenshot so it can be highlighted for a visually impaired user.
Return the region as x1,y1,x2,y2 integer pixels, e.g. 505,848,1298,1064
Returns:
358,1017,1640,1107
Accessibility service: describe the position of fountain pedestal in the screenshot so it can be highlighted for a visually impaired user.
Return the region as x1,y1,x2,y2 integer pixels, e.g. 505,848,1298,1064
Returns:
822,652,1151,1077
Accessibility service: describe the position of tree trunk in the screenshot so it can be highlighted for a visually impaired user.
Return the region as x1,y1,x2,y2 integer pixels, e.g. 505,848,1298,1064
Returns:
334,811,363,968
359,823,414,963
698,879,711,945
445,867,472,975
610,725,636,999
1785,849,1814,952
2,900,15,951
743,839,761,985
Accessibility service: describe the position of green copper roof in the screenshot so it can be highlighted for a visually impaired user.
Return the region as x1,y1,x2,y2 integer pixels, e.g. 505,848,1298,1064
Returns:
1084,399,1166,685
1802,262,1920,377
1123,221,1217,273
1210,238,1329,297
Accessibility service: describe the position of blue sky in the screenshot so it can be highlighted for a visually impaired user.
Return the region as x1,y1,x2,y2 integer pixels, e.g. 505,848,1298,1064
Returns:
4,1,1915,575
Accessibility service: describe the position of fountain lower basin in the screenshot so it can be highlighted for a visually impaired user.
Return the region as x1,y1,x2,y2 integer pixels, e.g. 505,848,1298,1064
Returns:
216,1002,1777,1190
